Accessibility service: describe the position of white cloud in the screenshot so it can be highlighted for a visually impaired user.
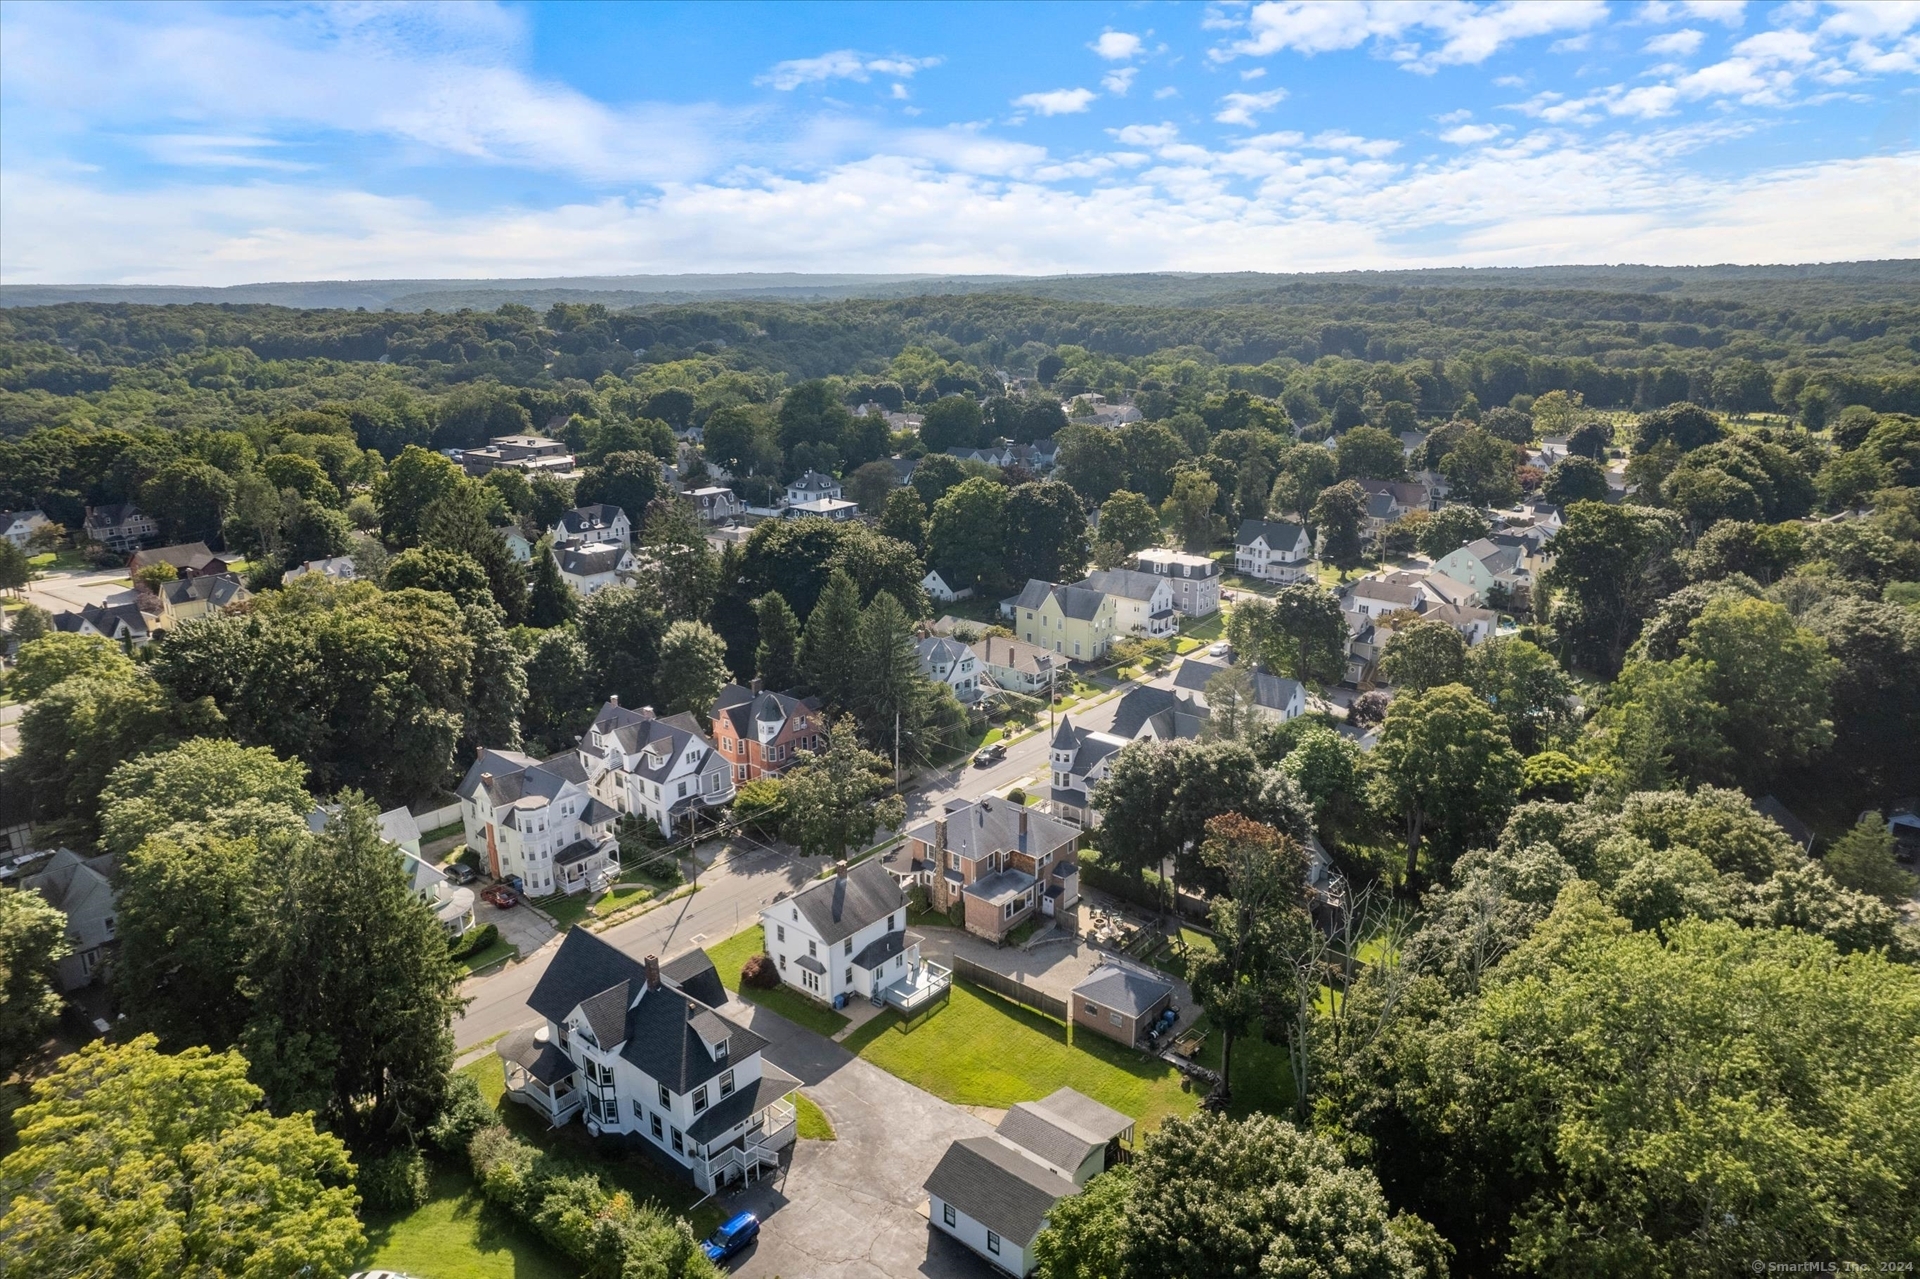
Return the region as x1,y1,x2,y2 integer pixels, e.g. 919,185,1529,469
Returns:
1111,123,1182,147
1214,1,1609,71
1013,87,1098,116
892,83,910,100
1436,108,1476,123
1091,30,1144,60
1551,34,1592,53
1640,1,1747,26
1310,130,1402,156
1644,28,1706,55
1215,88,1290,126
1103,67,1139,95
1154,86,1182,98
1494,73,1528,86
1242,67,1269,79
10,144,1913,285
757,50,942,90
1439,122,1505,143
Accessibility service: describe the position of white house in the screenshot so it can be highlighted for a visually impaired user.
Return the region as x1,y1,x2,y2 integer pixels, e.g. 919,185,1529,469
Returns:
553,542,635,596
580,698,736,837
0,509,49,550
283,556,357,583
925,1088,1135,1277
921,568,974,603
500,931,800,1194
758,859,920,1006
1133,548,1220,618
500,526,533,563
781,498,860,522
551,504,631,549
972,635,1058,696
1047,716,1131,827
785,470,842,505
1431,536,1536,606
1234,517,1313,583
457,749,620,895
53,602,153,647
916,636,981,703
22,849,120,991
1077,568,1177,639
685,487,744,524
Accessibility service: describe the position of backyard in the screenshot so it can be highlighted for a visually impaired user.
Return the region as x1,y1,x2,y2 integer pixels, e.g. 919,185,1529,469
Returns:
844,978,1201,1131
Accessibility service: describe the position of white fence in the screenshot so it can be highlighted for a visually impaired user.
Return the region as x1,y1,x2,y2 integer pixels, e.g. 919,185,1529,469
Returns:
413,801,463,832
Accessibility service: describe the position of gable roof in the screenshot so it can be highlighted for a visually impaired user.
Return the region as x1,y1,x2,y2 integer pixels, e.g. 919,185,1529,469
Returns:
1172,656,1304,714
1078,568,1165,603
1072,964,1173,1017
556,544,627,577
160,574,247,608
711,683,818,739
557,504,627,535
973,634,1057,678
661,947,727,1009
926,1137,1079,1245
131,542,220,571
786,859,906,945
1235,517,1307,549
997,1088,1134,1175
529,927,645,1026
1108,685,1208,741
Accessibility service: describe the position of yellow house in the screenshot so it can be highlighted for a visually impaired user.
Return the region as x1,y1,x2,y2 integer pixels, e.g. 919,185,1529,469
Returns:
1009,578,1118,661
154,574,250,630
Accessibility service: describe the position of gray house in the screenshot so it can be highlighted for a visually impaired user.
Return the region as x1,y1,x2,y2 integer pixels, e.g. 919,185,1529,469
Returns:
23,850,121,991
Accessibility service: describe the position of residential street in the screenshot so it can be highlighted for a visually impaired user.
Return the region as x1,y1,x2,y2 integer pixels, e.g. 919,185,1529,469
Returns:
453,664,1179,1051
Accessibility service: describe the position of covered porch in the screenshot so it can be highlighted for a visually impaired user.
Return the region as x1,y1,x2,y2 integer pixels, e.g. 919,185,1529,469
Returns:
690,1065,801,1194
497,1025,583,1126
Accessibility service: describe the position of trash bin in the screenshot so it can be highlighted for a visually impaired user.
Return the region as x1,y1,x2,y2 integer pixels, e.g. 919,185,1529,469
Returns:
833,992,848,1010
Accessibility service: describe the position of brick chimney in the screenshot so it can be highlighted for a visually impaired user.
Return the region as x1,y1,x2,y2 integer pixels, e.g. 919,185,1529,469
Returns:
644,954,661,990
639,706,656,721
835,860,848,880
934,817,947,853
480,772,493,788
749,676,763,695
1018,808,1029,852
608,694,619,707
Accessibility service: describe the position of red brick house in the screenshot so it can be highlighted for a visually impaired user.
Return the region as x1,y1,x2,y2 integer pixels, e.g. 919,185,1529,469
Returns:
899,797,1081,944
710,682,825,782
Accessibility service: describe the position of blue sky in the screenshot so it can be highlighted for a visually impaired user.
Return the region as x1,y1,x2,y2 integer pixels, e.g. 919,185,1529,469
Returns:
1,1,1915,284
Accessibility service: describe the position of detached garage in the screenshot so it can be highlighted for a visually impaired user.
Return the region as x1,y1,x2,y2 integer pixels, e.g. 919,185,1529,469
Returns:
1071,963,1173,1048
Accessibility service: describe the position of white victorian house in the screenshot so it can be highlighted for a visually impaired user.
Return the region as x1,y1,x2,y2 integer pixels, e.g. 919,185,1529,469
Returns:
457,749,620,896
579,698,736,837
916,636,981,703
499,931,800,1194
1234,517,1313,583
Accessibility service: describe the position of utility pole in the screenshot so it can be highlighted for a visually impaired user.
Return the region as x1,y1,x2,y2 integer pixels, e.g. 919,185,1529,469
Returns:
894,709,901,793
1047,660,1056,735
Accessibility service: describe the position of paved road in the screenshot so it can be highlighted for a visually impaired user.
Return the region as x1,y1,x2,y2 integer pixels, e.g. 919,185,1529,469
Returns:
22,567,134,616
453,666,1180,1051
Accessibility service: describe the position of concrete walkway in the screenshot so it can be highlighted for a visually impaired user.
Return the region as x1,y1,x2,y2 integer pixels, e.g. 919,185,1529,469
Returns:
717,996,994,1279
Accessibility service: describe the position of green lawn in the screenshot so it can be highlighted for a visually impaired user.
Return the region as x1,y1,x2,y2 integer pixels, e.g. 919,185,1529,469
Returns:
421,820,465,843
457,939,518,975
793,1091,836,1141
1180,613,1227,644
1193,1024,1295,1121
707,926,851,1037
531,891,592,930
27,547,96,572
596,882,655,916
844,978,1201,1131
360,1162,572,1279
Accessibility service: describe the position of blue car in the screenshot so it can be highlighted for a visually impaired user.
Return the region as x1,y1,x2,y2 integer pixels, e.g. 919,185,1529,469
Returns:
702,1212,760,1264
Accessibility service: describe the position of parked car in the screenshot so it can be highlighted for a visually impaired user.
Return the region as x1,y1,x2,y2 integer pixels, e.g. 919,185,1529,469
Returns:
973,743,1007,767
1207,642,1230,657
445,863,476,885
481,884,518,908
702,1212,760,1264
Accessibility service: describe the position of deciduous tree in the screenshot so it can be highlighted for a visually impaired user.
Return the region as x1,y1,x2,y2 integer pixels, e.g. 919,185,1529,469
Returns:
779,717,905,859
1372,683,1523,881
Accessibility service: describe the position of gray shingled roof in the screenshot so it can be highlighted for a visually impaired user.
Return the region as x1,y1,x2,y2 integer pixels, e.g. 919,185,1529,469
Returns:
924,1137,1079,1245
901,795,1079,865
1107,685,1208,741
1073,965,1173,1018
788,860,905,946
1235,517,1307,549
1079,568,1164,603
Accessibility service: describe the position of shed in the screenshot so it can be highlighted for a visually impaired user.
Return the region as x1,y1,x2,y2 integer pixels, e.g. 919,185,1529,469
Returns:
1071,963,1174,1047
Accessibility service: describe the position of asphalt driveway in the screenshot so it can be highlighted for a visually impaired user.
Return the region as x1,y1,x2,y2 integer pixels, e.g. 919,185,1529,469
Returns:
717,996,997,1279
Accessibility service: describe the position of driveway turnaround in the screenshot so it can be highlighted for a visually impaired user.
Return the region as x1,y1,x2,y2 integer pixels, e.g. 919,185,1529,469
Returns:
719,997,996,1279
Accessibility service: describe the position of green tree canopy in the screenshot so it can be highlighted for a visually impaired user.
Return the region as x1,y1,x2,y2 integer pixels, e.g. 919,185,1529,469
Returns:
1096,489,1160,555
1311,478,1368,573
0,1035,364,1276
779,717,905,859
1380,618,1469,692
0,890,71,1073
6,633,136,701
1372,682,1524,881
928,476,1010,591
752,591,801,691
1336,425,1408,480
99,736,310,856
384,545,495,612
655,620,731,722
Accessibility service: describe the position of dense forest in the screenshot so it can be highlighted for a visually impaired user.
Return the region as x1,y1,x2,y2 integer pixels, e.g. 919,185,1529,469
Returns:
3,268,1919,1278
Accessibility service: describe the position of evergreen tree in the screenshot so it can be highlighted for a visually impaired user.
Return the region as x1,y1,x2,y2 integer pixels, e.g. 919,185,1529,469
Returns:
420,486,527,622
655,620,731,724
526,535,577,627
799,569,863,710
851,590,927,754
241,793,464,1150
638,496,718,623
753,591,800,690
